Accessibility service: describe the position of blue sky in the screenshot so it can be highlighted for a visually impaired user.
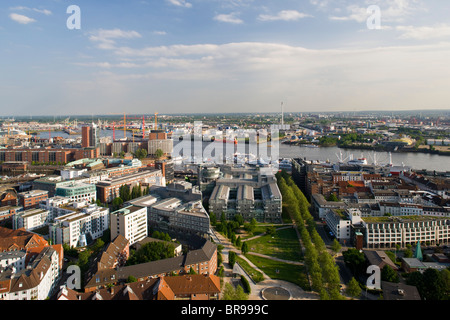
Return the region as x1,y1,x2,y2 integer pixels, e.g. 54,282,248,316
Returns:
1,0,450,116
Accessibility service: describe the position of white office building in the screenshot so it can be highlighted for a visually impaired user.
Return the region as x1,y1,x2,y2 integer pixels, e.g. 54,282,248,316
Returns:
110,205,148,246
49,204,110,248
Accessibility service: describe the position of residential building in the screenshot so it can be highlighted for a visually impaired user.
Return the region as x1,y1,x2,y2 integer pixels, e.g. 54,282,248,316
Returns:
56,274,220,300
0,245,63,300
17,190,48,210
110,205,148,246
0,226,49,252
361,216,450,249
128,181,210,238
49,204,110,248
12,208,50,231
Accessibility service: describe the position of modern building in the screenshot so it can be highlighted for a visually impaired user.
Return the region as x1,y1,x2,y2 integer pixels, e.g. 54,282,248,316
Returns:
55,182,97,203
110,205,148,246
128,181,210,238
81,124,99,148
209,165,282,223
361,216,450,249
12,208,50,231
49,204,110,248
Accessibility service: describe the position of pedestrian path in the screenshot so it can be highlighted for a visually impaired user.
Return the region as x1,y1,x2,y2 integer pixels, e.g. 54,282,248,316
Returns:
211,227,318,300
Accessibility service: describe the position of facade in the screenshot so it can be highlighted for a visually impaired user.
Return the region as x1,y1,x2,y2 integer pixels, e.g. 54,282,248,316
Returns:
0,147,99,165
362,216,450,249
81,124,99,148
49,204,110,248
12,208,50,231
110,205,148,246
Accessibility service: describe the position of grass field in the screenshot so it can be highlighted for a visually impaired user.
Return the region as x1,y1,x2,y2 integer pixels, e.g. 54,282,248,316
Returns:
244,254,310,290
244,227,303,262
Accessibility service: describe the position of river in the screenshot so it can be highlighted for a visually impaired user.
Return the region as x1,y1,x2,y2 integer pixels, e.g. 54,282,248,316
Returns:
39,130,449,172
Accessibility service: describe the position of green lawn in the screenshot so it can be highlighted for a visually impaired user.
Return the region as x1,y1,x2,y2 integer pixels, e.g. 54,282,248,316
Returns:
235,256,265,283
244,254,310,290
245,227,303,262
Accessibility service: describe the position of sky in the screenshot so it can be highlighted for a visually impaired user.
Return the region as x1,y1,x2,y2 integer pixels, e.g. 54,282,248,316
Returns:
1,0,450,116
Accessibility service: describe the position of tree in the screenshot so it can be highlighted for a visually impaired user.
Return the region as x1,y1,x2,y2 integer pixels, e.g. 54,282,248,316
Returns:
155,148,164,159
119,185,131,202
126,241,175,265
210,212,217,226
422,268,446,300
346,277,362,298
133,148,148,160
228,251,237,267
241,242,249,255
221,283,248,300
342,248,366,276
331,239,342,254
327,193,339,202
111,197,123,211
381,265,399,283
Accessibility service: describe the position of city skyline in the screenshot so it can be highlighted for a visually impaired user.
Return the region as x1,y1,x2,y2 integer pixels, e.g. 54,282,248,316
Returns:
1,0,450,116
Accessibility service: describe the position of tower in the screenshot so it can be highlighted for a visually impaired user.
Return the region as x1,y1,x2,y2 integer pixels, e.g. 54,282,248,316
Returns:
81,123,99,148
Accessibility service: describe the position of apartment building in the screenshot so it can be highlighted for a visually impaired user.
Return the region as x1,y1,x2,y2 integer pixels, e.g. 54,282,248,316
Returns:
0,246,62,300
361,216,450,249
17,190,49,210
49,204,110,248
12,208,50,231
96,169,164,203
110,205,148,246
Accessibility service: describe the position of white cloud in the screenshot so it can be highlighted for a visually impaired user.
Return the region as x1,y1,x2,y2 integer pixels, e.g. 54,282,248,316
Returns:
9,13,36,24
396,24,450,40
167,0,192,8
10,6,52,15
325,0,424,23
89,29,142,50
258,10,312,22
214,13,243,24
